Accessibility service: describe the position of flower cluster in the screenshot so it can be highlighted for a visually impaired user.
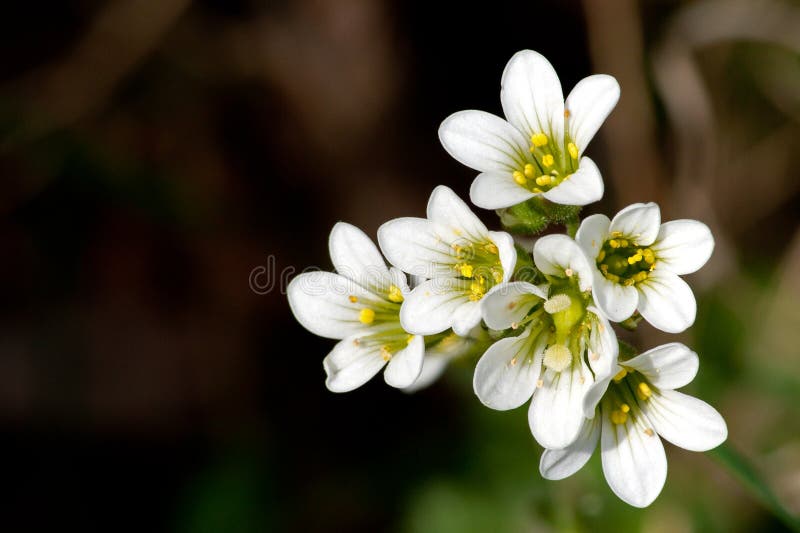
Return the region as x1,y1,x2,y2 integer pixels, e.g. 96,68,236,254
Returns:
288,50,726,508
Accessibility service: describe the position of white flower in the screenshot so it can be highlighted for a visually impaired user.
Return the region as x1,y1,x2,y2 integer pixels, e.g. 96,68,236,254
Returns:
403,326,491,393
540,343,728,508
473,235,618,449
378,185,517,336
576,202,714,333
438,49,619,210
287,222,423,392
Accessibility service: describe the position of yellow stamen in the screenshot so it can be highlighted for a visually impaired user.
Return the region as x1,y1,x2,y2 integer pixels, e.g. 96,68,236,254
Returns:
597,249,606,262
387,284,404,303
523,164,536,179
491,270,503,283
620,403,630,413
541,154,555,167
531,133,548,147
459,264,474,278
637,382,653,400
469,281,486,301
610,409,628,425
644,428,655,437
642,248,656,264
627,253,643,264
535,175,551,186
513,170,526,185
484,243,498,254
613,368,627,382
359,308,375,324
348,295,358,303
568,142,578,159
380,346,392,361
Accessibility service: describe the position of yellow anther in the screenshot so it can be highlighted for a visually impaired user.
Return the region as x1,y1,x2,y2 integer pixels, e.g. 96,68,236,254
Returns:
613,368,627,382
609,239,620,248
531,133,548,147
606,273,620,283
510,356,518,366
637,382,653,400
564,109,571,118
459,264,474,278
543,344,572,372
633,271,648,283
610,231,624,238
380,346,392,362
642,248,655,264
628,253,643,264
492,270,503,283
542,154,555,167
387,284,404,303
532,187,543,193
484,242,499,254
622,277,636,287
610,410,628,425
644,428,655,437
513,170,526,185
568,142,579,159
597,249,606,262
564,268,574,277
348,295,358,303
359,308,375,324
469,281,486,301
620,403,630,413
535,175,551,186
523,164,536,179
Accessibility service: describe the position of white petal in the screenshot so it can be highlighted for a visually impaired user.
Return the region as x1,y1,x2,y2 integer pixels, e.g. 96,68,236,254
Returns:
624,343,698,389
609,202,661,246
481,281,546,330
474,330,544,410
400,278,472,335
529,362,592,449
470,171,535,210
565,74,621,155
601,406,667,508
500,50,565,143
329,222,392,293
653,220,714,275
489,230,518,283
583,306,620,417
384,334,425,388
428,185,490,241
389,267,411,294
540,417,600,480
575,213,611,262
533,234,593,291
638,269,696,333
451,299,483,336
541,156,604,206
591,271,639,322
642,390,728,452
287,272,381,340
438,110,530,174
323,336,387,392
378,217,457,279
402,354,450,393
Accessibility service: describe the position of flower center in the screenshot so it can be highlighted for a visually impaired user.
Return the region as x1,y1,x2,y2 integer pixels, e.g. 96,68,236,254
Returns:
596,233,656,286
452,241,504,301
510,132,580,193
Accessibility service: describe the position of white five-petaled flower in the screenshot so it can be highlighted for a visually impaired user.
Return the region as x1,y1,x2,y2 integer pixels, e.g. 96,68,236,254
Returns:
473,234,618,449
438,49,620,210
378,185,517,336
576,202,715,333
287,222,423,392
540,343,727,508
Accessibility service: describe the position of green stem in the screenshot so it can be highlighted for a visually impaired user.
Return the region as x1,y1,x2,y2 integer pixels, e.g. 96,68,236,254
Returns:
709,443,800,531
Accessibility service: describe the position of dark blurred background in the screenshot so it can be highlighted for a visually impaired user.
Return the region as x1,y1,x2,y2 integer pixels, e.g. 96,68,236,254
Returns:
1,0,799,531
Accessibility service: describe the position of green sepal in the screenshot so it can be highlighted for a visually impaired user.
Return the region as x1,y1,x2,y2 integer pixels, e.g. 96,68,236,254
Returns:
496,197,581,236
